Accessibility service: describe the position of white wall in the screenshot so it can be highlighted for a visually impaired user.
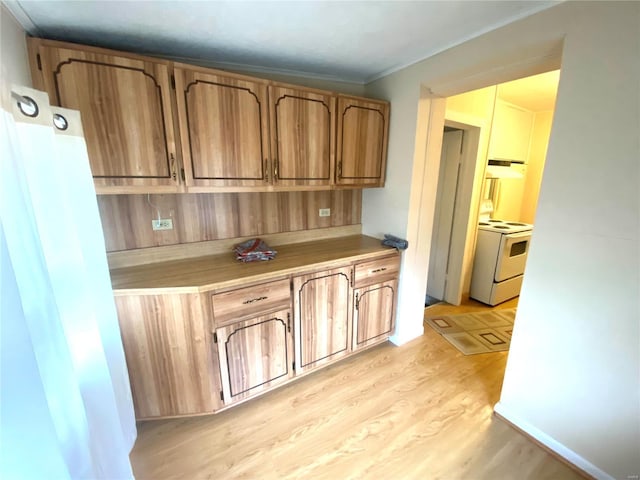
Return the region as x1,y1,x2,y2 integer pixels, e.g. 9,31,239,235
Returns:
363,2,639,478
444,87,497,295
0,5,31,88
520,109,553,223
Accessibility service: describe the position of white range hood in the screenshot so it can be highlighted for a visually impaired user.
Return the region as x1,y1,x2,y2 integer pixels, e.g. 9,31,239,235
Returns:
485,159,525,179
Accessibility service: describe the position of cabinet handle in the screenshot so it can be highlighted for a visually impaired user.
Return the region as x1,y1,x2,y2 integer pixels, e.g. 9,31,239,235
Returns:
242,296,267,305
371,267,387,274
355,292,359,310
287,312,291,332
337,161,342,179
274,158,279,181
170,153,177,181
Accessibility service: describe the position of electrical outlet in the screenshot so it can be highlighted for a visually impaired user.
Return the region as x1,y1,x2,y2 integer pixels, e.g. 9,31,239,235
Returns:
152,218,173,231
319,208,331,217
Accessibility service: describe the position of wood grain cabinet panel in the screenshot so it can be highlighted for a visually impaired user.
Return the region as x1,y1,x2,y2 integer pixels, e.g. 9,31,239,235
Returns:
114,293,222,419
353,279,397,350
211,278,291,326
336,95,389,187
293,266,352,373
269,85,335,187
354,253,401,288
32,41,179,193
30,38,391,193
174,65,271,189
216,310,293,405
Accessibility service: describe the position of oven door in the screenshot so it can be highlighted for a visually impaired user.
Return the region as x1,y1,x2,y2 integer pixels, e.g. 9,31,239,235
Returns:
494,231,531,282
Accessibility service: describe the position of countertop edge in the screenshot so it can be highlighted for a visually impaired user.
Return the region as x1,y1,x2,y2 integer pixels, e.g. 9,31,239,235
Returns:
111,236,400,295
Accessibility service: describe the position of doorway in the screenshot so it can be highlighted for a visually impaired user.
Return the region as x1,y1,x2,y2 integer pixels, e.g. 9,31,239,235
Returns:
426,122,482,307
424,70,560,318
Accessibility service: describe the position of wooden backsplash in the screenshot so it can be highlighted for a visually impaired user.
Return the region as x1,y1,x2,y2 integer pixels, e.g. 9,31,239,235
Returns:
98,191,362,252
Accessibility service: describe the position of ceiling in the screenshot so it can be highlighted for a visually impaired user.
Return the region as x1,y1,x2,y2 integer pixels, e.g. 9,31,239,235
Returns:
7,0,559,84
497,70,560,112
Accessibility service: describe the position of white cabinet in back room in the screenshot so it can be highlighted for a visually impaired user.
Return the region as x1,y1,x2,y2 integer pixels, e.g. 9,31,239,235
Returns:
488,100,534,162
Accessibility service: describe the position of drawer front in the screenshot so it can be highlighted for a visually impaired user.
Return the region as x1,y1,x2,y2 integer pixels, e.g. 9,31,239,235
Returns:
354,254,400,288
212,279,291,325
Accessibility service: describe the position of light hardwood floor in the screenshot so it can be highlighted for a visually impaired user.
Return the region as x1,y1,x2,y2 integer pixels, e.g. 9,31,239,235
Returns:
130,299,585,480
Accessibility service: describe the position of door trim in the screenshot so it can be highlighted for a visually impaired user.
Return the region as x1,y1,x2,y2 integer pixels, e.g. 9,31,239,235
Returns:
432,117,483,305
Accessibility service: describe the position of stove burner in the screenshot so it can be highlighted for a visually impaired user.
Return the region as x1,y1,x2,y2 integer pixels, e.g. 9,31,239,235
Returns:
493,225,509,229
506,222,527,226
479,222,490,226
488,220,502,223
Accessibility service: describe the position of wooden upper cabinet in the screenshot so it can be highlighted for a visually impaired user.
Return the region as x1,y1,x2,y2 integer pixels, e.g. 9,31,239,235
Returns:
29,38,391,194
174,65,271,189
268,85,335,187
31,39,179,194
336,95,389,187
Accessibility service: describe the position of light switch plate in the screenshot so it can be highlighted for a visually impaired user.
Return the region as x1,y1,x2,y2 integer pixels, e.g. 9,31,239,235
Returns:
319,208,331,217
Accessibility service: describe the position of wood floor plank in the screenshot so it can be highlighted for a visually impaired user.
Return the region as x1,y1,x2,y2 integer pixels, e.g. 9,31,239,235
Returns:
130,307,585,480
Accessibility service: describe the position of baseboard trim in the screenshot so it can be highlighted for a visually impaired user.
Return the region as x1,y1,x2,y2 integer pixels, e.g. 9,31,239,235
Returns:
389,324,424,346
493,402,612,480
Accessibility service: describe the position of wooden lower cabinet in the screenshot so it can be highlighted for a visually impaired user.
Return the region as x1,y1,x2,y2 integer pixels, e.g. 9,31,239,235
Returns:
353,279,397,350
293,266,352,373
114,293,222,419
114,250,400,420
215,309,294,405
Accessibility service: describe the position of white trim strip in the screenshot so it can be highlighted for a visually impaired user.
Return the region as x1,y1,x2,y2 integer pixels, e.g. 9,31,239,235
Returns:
2,1,40,35
493,401,614,480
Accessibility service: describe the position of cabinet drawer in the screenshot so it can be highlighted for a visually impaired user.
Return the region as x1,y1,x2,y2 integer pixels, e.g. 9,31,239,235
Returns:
354,255,400,288
212,279,291,326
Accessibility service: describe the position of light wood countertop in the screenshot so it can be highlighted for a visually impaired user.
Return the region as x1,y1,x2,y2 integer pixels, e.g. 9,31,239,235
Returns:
110,235,399,295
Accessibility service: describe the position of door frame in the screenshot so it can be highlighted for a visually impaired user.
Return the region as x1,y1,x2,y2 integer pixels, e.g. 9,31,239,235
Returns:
433,118,482,305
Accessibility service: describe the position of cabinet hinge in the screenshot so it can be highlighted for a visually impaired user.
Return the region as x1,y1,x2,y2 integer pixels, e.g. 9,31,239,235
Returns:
213,332,218,343
170,74,176,90
292,362,295,371
220,390,224,401
287,312,291,332
180,168,185,181
355,292,359,311
36,53,42,71
350,269,354,288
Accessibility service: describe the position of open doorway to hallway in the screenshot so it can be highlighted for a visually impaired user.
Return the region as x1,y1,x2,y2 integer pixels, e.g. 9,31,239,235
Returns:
425,70,560,327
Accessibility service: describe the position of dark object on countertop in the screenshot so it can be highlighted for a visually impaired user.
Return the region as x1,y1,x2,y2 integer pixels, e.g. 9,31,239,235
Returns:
234,238,277,262
382,234,408,250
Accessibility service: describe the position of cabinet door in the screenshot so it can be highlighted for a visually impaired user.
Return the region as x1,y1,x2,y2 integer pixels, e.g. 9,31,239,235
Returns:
269,85,335,187
216,310,293,405
174,66,270,189
35,42,179,194
293,266,352,373
488,100,534,161
336,95,389,187
114,293,221,419
353,280,397,351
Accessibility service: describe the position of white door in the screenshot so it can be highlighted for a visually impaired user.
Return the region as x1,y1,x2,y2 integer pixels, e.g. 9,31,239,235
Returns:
427,130,463,301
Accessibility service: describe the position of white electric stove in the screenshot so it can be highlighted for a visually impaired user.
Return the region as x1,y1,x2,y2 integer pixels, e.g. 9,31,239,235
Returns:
470,219,533,305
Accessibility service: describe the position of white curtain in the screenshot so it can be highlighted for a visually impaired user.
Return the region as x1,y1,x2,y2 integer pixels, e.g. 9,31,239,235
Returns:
0,86,136,479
